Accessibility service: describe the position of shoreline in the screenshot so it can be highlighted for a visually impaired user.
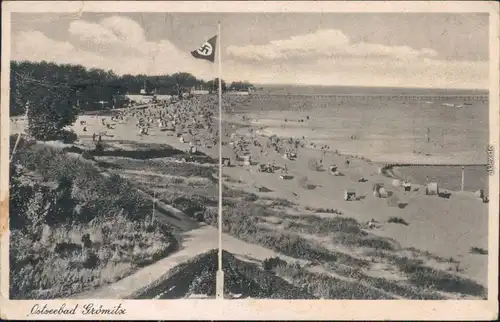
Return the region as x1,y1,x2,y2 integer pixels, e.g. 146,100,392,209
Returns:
222,104,488,287
227,116,486,194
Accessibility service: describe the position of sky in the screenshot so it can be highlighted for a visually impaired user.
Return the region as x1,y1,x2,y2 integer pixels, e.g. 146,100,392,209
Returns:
10,12,489,89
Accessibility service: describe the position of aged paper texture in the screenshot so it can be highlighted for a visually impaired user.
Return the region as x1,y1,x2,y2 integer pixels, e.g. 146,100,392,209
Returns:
1,1,498,320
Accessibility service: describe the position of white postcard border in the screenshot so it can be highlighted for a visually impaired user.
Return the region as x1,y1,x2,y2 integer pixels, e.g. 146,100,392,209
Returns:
1,1,498,320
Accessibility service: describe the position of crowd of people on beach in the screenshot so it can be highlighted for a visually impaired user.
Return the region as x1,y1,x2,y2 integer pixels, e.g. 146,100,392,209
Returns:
86,96,226,152
81,94,489,218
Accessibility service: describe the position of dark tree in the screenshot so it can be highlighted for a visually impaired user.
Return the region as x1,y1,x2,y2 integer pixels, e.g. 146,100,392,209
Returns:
229,81,253,91
10,60,250,119
206,78,227,93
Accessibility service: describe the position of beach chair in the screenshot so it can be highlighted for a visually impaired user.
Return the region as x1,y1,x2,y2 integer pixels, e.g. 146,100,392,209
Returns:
222,158,231,167
372,183,388,198
344,190,357,201
243,155,252,166
425,182,439,196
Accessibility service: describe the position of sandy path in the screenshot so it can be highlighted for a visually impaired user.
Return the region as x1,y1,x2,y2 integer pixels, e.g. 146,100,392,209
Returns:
71,225,218,299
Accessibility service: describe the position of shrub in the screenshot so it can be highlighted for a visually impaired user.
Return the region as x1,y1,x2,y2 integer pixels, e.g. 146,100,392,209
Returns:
172,196,206,217
302,216,362,235
81,150,95,161
312,207,342,215
387,217,409,226
244,193,259,202
26,93,79,141
14,143,152,224
94,141,104,153
60,130,78,144
269,198,295,208
356,237,395,251
262,257,287,271
469,246,488,255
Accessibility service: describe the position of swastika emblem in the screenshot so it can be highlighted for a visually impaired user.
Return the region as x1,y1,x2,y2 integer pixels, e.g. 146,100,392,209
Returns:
196,42,213,56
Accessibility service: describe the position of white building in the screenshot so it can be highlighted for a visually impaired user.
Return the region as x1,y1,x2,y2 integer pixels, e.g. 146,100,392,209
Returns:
154,94,173,101
124,95,154,104
192,89,210,95
227,91,250,96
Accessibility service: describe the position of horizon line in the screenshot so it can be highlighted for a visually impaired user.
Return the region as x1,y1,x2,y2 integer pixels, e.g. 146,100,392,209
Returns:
254,83,489,92
10,59,489,92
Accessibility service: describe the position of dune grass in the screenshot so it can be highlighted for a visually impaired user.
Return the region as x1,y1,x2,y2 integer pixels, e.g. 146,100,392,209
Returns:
10,141,176,299
305,206,343,214
101,157,216,180
10,216,175,299
392,257,486,297
132,250,316,299
210,190,487,298
272,262,392,299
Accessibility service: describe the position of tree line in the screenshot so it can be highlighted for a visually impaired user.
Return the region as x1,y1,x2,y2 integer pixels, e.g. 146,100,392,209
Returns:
10,60,254,115
10,60,252,141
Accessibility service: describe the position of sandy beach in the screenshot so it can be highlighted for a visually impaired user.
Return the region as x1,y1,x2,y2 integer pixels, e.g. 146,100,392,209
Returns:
220,93,489,289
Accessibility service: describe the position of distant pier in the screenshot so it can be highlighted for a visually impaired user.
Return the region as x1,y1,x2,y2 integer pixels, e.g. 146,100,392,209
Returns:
252,94,489,102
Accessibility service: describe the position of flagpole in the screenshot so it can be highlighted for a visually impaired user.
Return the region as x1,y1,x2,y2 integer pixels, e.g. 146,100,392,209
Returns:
216,20,224,300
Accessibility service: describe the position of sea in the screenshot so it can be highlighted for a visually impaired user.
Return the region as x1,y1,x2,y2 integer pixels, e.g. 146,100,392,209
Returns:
239,85,489,165
235,85,491,192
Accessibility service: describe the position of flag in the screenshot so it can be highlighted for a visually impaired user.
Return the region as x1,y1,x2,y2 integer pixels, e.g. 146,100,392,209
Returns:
191,36,217,63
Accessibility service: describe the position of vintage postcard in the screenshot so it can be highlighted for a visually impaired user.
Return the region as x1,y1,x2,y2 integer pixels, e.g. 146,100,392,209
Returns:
1,1,498,320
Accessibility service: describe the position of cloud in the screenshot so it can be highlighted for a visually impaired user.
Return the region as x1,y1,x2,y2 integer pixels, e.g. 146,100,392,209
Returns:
11,18,487,89
223,28,486,88
13,30,105,66
13,16,216,79
68,16,148,54
225,56,488,89
226,28,438,62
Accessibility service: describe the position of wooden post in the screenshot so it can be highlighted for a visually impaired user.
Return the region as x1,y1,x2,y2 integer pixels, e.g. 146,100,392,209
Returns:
151,191,156,225
461,166,465,191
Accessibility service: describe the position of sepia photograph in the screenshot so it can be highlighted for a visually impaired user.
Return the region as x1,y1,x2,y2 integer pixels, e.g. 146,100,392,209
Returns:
1,1,498,320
